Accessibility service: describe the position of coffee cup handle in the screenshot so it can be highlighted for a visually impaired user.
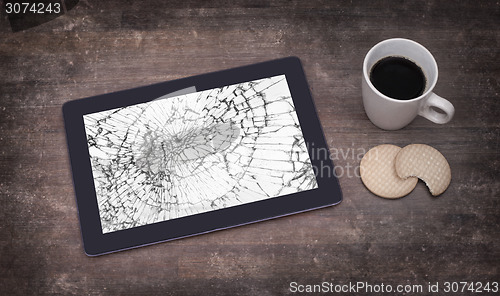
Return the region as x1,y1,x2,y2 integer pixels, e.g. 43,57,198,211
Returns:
418,93,455,124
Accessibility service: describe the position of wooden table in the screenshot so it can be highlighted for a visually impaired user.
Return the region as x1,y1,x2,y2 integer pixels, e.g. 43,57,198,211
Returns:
1,1,499,295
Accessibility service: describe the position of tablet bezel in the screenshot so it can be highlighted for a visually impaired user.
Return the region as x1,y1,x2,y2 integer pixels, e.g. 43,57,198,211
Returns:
63,57,342,256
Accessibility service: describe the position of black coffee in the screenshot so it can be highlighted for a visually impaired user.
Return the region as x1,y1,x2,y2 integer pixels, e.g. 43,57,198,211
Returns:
370,56,426,100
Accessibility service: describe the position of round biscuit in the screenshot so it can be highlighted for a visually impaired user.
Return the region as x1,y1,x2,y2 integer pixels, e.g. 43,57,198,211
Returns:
360,144,418,199
395,144,451,196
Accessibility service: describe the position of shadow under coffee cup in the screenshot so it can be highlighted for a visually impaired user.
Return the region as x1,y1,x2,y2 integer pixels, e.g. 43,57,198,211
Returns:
362,38,455,130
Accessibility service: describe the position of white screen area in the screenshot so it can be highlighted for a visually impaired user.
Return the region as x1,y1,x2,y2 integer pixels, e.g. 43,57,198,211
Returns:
83,75,318,233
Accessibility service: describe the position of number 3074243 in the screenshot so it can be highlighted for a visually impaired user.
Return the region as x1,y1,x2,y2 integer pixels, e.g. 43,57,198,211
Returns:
5,2,62,14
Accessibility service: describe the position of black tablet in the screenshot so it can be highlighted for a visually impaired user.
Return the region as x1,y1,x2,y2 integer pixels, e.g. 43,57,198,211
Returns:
63,57,342,256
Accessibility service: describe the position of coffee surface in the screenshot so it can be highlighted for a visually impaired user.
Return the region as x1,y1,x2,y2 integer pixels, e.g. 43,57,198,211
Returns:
370,56,426,100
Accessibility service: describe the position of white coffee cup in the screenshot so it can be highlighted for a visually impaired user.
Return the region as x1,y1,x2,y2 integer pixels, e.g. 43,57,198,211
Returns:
362,38,455,130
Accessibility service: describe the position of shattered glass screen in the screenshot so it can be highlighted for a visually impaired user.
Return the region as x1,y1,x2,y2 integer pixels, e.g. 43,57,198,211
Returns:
83,75,318,233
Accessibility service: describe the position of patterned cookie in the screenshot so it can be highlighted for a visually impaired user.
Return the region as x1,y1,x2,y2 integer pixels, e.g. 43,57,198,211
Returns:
395,144,451,196
360,144,418,199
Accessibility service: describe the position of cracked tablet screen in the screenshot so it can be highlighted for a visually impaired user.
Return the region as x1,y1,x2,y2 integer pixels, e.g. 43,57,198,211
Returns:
83,75,318,233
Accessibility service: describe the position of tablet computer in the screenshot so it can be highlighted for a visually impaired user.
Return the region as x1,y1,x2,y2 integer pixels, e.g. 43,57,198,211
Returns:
63,57,342,256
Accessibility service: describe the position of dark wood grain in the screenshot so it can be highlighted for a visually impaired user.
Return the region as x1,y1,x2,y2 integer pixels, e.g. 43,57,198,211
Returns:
1,1,499,295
